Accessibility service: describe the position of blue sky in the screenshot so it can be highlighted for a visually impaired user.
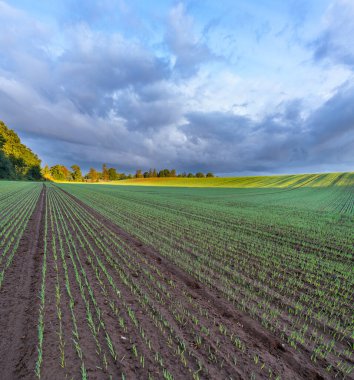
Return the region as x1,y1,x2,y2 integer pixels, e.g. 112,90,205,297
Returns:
0,0,353,174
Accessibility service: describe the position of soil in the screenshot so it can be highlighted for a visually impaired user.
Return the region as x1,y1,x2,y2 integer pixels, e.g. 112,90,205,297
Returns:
0,185,45,380
60,187,328,380
0,184,335,379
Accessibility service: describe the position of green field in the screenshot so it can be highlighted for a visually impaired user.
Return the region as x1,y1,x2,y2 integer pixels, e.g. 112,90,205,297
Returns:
113,172,354,188
0,173,353,379
57,172,354,377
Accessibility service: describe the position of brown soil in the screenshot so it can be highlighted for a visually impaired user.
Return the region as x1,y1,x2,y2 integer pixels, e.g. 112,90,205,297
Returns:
0,185,45,380
60,187,328,380
0,185,333,379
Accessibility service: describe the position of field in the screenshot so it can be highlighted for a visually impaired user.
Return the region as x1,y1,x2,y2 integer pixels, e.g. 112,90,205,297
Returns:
0,173,353,379
113,172,353,188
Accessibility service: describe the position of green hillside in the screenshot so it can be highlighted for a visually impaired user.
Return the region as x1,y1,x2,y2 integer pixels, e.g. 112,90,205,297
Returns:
113,172,354,188
0,120,41,180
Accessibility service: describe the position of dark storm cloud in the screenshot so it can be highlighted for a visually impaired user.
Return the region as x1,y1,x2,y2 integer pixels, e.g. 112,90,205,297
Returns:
57,26,171,116
179,83,354,173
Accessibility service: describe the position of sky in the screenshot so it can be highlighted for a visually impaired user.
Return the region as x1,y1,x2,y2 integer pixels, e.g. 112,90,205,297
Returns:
0,0,353,175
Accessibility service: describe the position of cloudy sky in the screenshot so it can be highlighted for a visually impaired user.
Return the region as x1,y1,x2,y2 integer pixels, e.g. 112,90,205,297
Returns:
1,0,353,174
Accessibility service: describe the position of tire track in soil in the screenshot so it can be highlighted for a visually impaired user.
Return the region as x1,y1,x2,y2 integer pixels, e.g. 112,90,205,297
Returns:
0,184,45,380
60,186,327,380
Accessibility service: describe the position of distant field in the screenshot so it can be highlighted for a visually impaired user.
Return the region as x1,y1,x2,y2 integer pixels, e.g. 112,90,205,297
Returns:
0,174,353,379
114,172,354,188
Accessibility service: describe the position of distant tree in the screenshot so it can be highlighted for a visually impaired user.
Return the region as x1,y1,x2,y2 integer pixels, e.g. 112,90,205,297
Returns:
158,169,170,177
62,166,71,180
71,165,83,181
143,171,149,178
187,173,194,178
170,169,177,177
152,168,157,177
196,172,205,178
50,165,70,181
41,165,51,180
108,167,118,180
102,164,109,181
206,172,214,177
135,169,143,178
119,172,128,180
87,167,99,182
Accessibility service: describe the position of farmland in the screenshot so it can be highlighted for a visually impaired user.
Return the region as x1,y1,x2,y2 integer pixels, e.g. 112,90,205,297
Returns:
0,173,353,379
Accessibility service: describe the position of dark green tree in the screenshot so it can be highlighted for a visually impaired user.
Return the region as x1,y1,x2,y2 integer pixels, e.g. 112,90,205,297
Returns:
102,164,109,181
0,149,14,179
108,168,118,180
71,165,83,181
0,120,42,180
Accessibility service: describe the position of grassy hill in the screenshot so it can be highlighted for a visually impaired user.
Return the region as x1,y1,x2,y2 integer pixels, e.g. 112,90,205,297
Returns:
113,172,354,188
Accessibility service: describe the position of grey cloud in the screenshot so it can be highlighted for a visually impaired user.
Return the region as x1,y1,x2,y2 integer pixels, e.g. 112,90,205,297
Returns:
311,0,354,68
182,112,250,143
178,83,354,173
165,3,214,77
307,82,354,145
56,26,171,116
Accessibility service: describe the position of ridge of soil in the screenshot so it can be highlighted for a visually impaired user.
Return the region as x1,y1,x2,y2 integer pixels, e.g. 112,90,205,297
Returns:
59,186,327,380
0,185,46,380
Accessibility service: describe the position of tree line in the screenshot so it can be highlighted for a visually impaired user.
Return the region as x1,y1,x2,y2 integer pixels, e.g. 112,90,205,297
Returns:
0,120,215,182
43,164,214,182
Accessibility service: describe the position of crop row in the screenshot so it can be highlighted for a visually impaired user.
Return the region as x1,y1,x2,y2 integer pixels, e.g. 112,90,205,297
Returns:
34,184,293,379
59,182,354,378
0,182,42,289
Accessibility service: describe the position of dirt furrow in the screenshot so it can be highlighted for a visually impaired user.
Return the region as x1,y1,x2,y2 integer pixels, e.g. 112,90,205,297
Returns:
0,185,45,380
59,186,328,380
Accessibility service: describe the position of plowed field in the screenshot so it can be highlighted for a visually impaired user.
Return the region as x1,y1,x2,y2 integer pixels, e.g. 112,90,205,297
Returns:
0,176,353,379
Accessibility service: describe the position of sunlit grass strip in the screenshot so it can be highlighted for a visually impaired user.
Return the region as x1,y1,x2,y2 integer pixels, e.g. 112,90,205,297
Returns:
110,172,354,188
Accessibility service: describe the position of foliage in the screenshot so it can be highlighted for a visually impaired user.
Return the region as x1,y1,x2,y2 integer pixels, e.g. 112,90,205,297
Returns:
0,120,42,180
50,165,71,181
107,167,118,180
87,167,99,182
71,165,83,182
102,164,109,181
